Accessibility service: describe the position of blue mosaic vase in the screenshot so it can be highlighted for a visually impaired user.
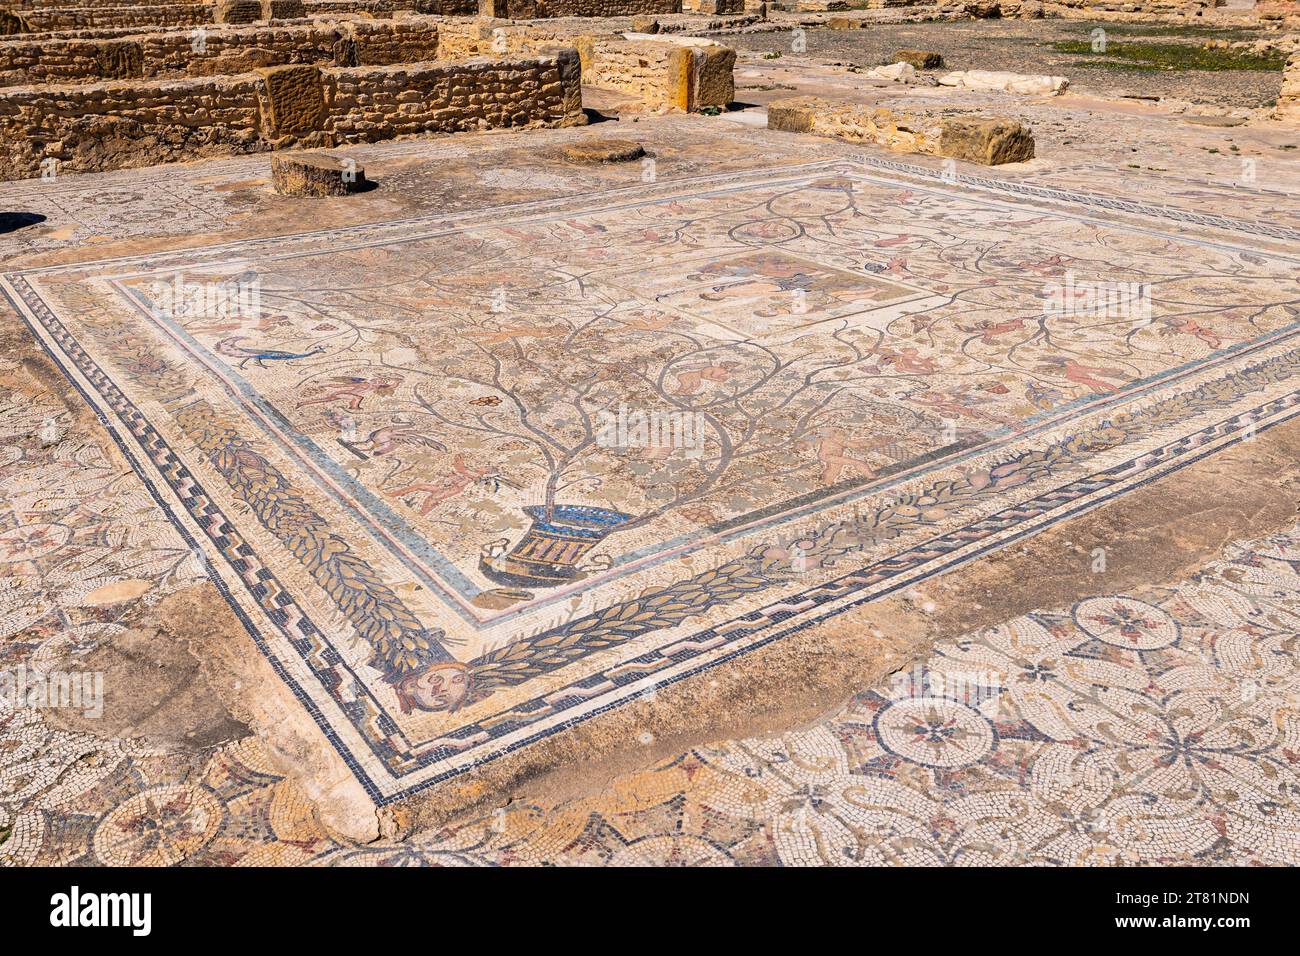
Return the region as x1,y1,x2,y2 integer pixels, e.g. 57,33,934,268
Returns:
479,505,633,588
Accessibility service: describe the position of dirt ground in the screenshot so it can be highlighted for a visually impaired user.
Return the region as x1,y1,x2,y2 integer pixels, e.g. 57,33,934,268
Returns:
728,19,1288,110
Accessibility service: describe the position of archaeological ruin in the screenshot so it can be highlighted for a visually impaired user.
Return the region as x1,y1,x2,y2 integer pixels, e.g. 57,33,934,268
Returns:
0,0,1297,902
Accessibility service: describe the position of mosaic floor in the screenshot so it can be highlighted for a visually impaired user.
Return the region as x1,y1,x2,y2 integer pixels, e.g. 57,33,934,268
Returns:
4,151,1300,805
5,358,1298,864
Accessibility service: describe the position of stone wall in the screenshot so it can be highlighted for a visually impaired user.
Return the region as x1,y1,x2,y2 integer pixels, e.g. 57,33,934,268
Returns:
0,17,442,85
5,4,215,32
437,23,733,112
0,48,584,179
478,0,680,17
0,0,458,32
325,51,582,141
1276,47,1299,124
582,34,733,111
9,0,202,7
1042,0,1220,17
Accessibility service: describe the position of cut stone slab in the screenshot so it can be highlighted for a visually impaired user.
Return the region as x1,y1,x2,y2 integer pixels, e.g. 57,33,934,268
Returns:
768,95,938,155
766,98,816,134
0,11,31,35
95,40,144,80
937,117,1034,165
939,69,1068,96
872,61,916,82
768,95,1034,166
611,35,737,113
894,49,944,70
827,16,860,28
215,0,264,24
631,16,661,33
271,152,367,196
265,0,306,15
561,139,646,163
257,64,326,137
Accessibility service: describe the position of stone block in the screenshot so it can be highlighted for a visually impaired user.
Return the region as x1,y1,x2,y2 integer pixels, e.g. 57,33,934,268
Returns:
258,64,326,136
95,40,144,80
561,138,645,163
271,152,366,196
0,10,30,35
265,0,307,17
215,0,264,24
685,42,735,111
894,49,943,70
938,69,1068,95
937,117,1034,165
767,96,818,133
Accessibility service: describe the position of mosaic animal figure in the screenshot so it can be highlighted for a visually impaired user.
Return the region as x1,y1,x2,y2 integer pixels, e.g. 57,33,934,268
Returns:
297,373,404,410
344,422,447,459
214,336,324,369
671,359,743,396
386,454,516,516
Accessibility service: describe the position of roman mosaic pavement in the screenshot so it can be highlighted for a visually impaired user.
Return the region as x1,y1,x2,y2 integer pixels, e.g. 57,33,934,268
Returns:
1,12,1298,864
5,147,1298,805
5,356,1299,864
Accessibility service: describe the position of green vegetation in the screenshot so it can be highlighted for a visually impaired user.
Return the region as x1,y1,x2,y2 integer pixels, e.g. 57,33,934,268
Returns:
1071,22,1263,40
1052,40,1285,73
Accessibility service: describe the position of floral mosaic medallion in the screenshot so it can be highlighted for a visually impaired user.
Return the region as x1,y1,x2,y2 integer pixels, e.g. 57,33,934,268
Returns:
4,159,1299,803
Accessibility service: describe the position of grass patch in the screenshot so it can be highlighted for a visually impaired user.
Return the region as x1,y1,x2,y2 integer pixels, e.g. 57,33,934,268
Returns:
1052,40,1285,72
1068,21,1264,41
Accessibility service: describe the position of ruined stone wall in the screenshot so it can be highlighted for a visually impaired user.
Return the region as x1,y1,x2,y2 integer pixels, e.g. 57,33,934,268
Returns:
348,15,442,65
435,18,605,59
436,22,733,112
1042,0,1219,17
325,51,582,141
478,0,680,17
1276,47,1299,124
0,71,264,178
0,48,583,179
6,4,215,32
581,35,733,110
8,0,203,7
0,0,453,33
0,17,441,85
301,0,476,14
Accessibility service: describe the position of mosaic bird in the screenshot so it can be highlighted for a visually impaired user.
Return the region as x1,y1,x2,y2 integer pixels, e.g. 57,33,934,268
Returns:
339,419,448,460
215,336,324,369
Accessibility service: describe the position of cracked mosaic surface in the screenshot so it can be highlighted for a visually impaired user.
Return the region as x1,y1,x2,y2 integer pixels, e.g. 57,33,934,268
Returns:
5,154,1300,801
9,400,1300,865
